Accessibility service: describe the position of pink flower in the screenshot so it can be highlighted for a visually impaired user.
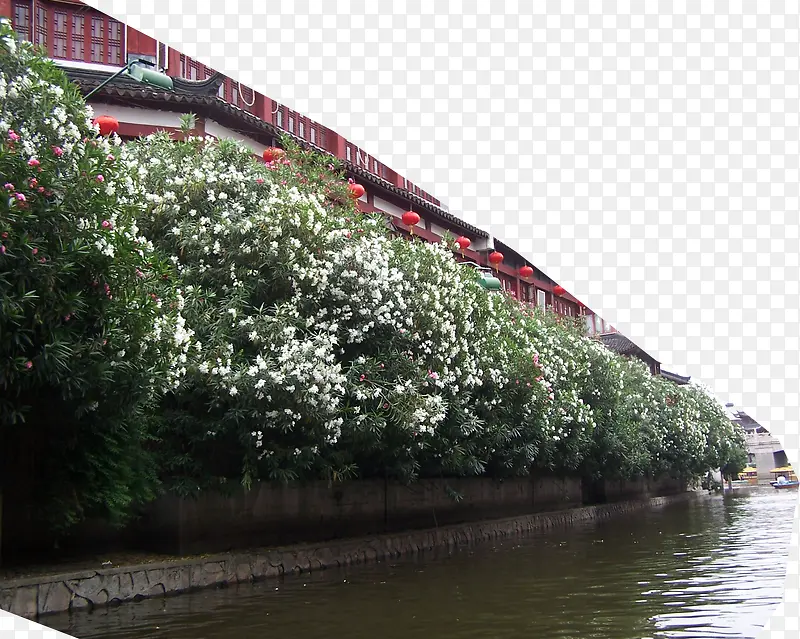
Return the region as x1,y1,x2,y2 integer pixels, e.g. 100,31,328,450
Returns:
3,183,13,190
428,370,439,380
256,178,264,185
37,187,45,193
31,248,38,255
359,374,366,381
135,268,144,278
96,175,104,183
106,154,115,162
15,193,25,202
52,146,64,157
1,232,7,238
101,220,112,229
64,314,71,321
27,158,40,167
8,130,20,141
24,361,32,369
39,257,46,263
29,178,37,187
0,245,6,255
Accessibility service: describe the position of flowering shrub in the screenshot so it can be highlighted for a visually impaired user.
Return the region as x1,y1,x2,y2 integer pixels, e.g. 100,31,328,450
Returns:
121,123,747,493
0,23,181,531
0,24,746,542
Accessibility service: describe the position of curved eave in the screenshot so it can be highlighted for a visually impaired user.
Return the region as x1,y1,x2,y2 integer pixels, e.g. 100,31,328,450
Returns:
66,69,488,240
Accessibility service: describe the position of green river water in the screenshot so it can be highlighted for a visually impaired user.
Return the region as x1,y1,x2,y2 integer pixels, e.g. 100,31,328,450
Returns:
45,488,797,639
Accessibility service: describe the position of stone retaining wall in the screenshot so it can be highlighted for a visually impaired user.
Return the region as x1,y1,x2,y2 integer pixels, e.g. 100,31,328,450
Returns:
0,491,698,620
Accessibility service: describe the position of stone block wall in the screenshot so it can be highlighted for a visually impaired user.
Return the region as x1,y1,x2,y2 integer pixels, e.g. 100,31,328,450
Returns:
0,492,698,620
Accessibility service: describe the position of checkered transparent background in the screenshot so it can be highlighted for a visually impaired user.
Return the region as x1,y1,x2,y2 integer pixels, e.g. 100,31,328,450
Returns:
9,1,798,637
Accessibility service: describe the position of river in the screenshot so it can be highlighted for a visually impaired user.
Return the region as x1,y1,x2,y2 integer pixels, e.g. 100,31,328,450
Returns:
44,488,797,639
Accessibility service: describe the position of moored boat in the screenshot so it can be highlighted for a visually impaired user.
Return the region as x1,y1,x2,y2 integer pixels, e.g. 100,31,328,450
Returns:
769,466,798,489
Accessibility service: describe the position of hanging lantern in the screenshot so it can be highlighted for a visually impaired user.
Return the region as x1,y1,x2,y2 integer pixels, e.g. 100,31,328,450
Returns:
402,211,420,235
455,236,471,257
519,265,534,278
348,183,366,199
262,147,286,163
553,285,566,296
93,115,119,136
488,251,504,270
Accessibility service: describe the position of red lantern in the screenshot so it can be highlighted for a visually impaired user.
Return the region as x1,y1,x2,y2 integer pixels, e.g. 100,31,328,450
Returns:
519,265,534,278
348,183,365,199
455,236,471,251
93,115,119,136
553,285,566,296
402,211,420,235
488,251,504,268
262,147,286,163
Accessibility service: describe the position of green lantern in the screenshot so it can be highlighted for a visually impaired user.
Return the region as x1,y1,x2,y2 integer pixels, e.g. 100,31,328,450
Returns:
478,275,502,291
85,59,174,100
127,64,174,91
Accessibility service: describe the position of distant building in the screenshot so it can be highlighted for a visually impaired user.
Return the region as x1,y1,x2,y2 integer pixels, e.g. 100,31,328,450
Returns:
660,370,691,385
596,332,661,376
725,404,788,484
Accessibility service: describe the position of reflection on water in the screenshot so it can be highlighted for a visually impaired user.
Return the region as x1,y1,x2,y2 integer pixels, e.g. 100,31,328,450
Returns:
45,488,797,639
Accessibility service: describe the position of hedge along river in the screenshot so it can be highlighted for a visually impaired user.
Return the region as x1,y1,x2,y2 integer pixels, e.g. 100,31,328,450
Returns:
45,489,797,639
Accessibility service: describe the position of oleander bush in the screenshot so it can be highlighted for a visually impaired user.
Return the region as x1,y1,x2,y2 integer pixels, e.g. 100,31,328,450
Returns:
0,23,182,532
0,24,746,541
122,120,747,494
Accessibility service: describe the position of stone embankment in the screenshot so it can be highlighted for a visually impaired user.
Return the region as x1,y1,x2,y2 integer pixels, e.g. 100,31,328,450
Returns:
1,492,700,620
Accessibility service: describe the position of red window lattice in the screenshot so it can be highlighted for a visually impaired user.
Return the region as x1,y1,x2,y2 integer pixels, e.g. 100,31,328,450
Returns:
13,2,30,41
71,14,84,60
11,3,124,66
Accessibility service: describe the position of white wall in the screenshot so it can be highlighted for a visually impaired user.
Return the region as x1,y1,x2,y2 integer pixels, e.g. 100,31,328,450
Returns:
430,223,447,238
205,119,264,154
85,103,184,129
372,195,404,218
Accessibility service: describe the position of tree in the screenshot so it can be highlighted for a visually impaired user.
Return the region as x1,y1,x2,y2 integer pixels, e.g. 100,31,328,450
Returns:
0,23,180,555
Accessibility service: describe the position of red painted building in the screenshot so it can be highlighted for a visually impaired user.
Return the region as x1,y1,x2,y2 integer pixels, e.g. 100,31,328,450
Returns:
2,0,620,341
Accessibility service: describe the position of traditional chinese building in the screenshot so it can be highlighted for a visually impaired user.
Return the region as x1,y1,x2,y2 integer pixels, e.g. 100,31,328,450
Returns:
4,0,640,351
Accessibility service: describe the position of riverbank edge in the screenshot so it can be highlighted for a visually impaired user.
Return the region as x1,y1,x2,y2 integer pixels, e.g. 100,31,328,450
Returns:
1,490,703,620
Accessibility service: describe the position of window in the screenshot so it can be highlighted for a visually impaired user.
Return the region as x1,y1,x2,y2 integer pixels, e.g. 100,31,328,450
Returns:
374,159,379,174
90,17,103,62
310,127,316,144
276,109,283,128
13,3,30,41
218,78,226,99
299,120,305,138
53,11,67,58
158,42,167,69
346,146,351,161
288,116,294,133
537,289,547,309
71,15,84,60
231,82,239,106
108,19,122,65
35,5,47,49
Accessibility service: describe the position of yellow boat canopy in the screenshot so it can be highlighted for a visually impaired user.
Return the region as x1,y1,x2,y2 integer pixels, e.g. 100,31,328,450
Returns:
770,466,795,473
740,467,757,473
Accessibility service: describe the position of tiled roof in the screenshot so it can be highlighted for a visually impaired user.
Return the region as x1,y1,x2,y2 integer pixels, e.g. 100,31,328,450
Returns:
65,67,489,239
598,332,660,365
660,369,691,385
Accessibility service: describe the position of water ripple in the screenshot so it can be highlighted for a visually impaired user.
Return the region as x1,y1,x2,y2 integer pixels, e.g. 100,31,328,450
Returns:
43,488,797,639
